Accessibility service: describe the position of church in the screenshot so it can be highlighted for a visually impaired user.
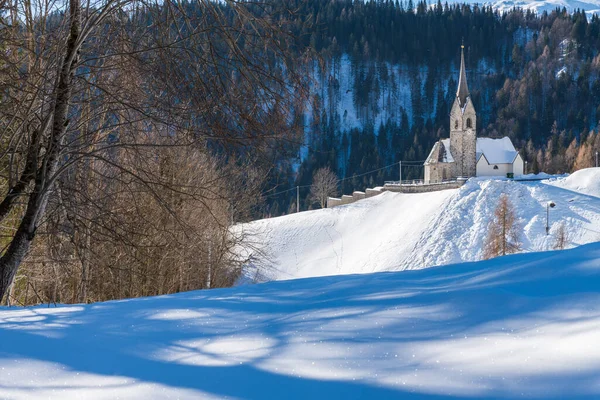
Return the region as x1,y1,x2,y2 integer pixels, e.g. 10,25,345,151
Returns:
424,45,524,184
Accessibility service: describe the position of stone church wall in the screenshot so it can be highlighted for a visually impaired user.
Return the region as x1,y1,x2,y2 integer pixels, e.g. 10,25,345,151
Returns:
425,163,453,184
463,130,477,177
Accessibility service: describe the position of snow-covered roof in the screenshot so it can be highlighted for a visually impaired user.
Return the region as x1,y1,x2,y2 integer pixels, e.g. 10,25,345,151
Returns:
424,139,454,165
476,137,519,165
440,139,454,163
424,142,439,165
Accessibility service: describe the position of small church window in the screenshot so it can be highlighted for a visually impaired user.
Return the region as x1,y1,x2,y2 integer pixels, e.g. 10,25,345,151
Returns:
466,118,472,128
454,120,459,129
493,165,499,170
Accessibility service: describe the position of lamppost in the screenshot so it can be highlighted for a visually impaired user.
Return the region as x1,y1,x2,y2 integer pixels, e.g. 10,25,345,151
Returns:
546,201,556,235
525,160,528,175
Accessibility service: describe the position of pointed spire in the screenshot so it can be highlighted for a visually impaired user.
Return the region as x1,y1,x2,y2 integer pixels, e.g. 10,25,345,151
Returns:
456,41,470,107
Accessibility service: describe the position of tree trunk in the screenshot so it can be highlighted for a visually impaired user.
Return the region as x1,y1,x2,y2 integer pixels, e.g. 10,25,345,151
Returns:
502,212,506,256
0,218,37,300
206,240,212,289
0,0,81,301
78,224,91,303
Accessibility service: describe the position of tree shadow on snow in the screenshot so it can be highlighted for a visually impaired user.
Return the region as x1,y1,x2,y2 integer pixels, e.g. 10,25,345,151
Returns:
0,243,600,399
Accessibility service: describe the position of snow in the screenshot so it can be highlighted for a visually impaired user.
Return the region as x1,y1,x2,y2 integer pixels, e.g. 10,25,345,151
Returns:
545,167,600,198
440,138,454,162
241,172,600,281
1,242,600,398
517,172,563,180
476,137,519,164
445,0,600,16
404,176,600,268
239,189,455,281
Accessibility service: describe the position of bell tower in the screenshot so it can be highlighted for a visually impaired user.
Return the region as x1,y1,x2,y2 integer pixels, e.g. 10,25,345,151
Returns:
449,43,477,178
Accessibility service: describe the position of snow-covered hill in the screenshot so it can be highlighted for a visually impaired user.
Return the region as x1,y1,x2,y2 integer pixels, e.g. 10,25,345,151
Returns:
490,0,600,15
445,0,600,15
241,169,600,282
547,167,600,197
1,242,600,399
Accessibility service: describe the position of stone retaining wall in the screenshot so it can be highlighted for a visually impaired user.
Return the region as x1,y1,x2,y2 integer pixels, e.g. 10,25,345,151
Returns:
383,180,465,194
327,180,465,208
327,188,382,208
365,188,382,198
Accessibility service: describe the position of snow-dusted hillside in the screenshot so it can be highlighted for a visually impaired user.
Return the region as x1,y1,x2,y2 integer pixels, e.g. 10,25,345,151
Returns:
1,243,600,399
547,167,600,197
240,188,455,281
442,0,600,15
241,169,600,282
489,0,600,15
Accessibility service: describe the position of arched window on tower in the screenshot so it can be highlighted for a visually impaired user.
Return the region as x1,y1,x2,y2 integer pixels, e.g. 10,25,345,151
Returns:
455,120,459,129
466,118,472,128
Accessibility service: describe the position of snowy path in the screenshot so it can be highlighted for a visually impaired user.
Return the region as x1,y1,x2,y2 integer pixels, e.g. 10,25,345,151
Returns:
1,243,600,399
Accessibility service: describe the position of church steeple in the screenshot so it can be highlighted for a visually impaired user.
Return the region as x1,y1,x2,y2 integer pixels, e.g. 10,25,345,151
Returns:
449,42,477,179
456,43,469,108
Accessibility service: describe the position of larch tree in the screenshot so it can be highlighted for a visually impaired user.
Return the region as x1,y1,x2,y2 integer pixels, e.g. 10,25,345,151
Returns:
553,223,570,250
483,194,522,260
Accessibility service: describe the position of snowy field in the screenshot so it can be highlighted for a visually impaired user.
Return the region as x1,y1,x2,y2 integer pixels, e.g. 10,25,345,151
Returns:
241,169,600,282
0,242,599,399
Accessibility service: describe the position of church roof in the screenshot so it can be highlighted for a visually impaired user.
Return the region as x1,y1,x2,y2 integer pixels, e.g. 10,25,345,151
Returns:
426,137,520,166
424,141,440,165
456,45,470,108
476,137,519,164
440,139,454,163
424,139,454,165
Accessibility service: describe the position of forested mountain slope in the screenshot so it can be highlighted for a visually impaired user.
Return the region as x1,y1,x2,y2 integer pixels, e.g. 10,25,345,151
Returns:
263,1,600,216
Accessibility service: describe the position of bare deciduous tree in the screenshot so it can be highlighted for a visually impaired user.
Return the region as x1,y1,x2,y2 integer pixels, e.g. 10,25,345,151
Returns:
0,0,306,302
18,139,264,304
483,194,522,259
553,223,570,250
309,167,338,208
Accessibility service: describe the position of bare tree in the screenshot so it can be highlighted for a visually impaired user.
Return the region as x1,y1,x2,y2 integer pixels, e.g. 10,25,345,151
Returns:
483,194,522,259
16,129,269,304
309,167,338,208
553,223,570,250
0,0,306,301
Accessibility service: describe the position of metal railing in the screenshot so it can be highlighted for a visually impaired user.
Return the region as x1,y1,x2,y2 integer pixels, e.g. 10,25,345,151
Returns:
384,179,460,186
384,179,424,186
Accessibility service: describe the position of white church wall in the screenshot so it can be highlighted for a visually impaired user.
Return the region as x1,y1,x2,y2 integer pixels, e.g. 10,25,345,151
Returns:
476,157,512,177
513,155,524,176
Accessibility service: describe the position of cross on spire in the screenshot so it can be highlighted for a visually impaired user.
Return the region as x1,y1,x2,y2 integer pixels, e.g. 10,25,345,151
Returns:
456,42,470,107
